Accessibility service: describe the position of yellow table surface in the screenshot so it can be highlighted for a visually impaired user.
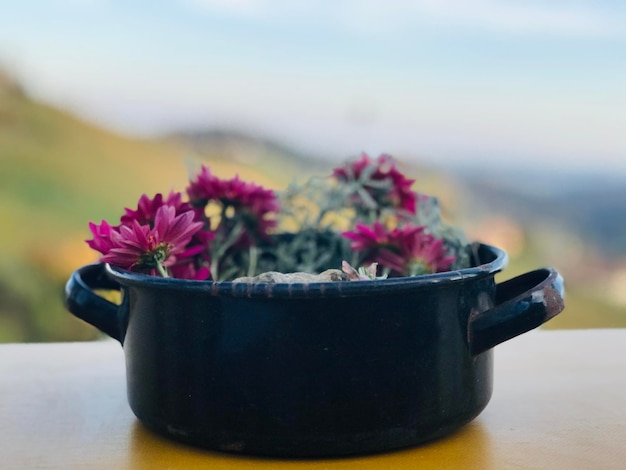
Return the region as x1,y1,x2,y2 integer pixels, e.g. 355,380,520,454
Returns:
2,329,625,469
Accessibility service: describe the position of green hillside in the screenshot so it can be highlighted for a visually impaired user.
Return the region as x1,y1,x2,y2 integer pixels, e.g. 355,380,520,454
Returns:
0,74,304,341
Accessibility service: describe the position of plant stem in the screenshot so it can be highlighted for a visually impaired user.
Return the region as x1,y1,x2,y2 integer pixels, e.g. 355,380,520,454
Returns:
247,246,259,277
156,262,169,278
211,259,219,281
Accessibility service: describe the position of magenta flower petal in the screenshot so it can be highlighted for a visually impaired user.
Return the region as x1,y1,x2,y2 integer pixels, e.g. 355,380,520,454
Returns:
86,220,117,255
98,205,205,274
333,153,417,214
121,191,194,227
343,221,455,276
187,166,279,246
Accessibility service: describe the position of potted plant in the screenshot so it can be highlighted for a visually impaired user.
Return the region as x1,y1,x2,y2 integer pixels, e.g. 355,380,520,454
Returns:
65,153,564,456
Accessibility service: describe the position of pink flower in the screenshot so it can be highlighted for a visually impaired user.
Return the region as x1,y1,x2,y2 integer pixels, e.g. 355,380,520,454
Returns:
216,174,280,225
86,220,116,255
186,166,222,207
100,206,204,276
121,191,195,226
342,221,392,252
186,166,279,244
87,191,212,279
343,222,455,276
332,153,417,214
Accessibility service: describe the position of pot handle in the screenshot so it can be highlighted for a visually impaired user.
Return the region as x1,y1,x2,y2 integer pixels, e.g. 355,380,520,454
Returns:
469,268,565,355
64,263,125,343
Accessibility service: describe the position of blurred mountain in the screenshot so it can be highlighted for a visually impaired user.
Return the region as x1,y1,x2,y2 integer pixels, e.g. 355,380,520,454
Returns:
455,168,626,257
165,129,332,180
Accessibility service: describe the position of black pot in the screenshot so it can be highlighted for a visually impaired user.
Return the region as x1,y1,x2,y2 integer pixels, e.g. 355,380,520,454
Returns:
65,243,564,457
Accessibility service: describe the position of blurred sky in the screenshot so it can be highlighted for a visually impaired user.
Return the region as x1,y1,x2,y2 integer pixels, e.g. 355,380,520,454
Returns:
1,1,625,173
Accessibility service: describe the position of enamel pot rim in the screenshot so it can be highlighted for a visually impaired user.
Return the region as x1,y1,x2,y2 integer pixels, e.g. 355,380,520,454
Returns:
104,242,508,298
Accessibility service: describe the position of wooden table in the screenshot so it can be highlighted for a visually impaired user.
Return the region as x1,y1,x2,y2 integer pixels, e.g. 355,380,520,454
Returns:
2,329,624,469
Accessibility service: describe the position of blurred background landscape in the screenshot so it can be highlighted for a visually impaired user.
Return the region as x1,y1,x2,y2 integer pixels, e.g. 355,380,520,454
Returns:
1,1,625,341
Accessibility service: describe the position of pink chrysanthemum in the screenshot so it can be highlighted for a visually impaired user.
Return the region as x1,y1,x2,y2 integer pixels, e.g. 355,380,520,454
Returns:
332,153,417,214
86,220,117,255
100,206,204,276
342,221,392,252
121,191,195,226
87,191,212,279
186,166,222,207
343,221,455,276
186,166,279,244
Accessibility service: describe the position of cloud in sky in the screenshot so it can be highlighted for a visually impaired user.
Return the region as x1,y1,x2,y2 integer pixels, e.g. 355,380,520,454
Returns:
187,0,626,37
